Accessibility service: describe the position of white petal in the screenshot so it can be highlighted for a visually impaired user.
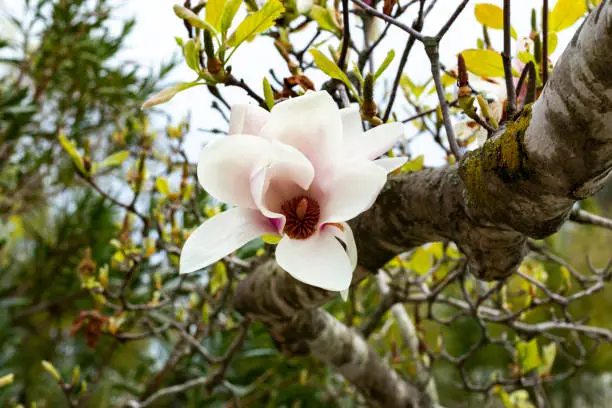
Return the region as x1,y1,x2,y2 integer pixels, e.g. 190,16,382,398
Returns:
297,0,312,13
346,122,404,160
180,208,275,274
250,146,315,231
228,104,270,136
259,91,342,172
317,159,387,224
326,222,357,271
340,289,349,301
340,104,364,142
197,135,279,208
373,157,407,173
275,231,353,291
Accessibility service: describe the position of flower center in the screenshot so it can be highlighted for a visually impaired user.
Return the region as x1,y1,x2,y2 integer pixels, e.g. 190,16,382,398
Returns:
280,195,320,239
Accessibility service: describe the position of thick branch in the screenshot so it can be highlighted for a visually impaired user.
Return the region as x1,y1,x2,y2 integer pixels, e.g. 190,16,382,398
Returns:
233,2,612,405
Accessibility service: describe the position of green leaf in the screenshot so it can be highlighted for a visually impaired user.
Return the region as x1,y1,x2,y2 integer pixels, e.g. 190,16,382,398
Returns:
202,302,210,324
141,82,202,109
497,388,514,408
461,49,505,77
210,261,229,294
310,5,340,35
548,32,558,54
173,4,218,35
408,247,432,275
401,155,424,173
155,177,170,195
261,234,281,244
518,51,535,66
96,151,129,171
540,342,556,375
475,4,502,27
58,131,86,173
206,0,225,30
227,0,285,48
183,38,201,73
509,390,536,408
374,49,395,80
263,77,274,110
352,62,364,88
309,49,358,98
221,0,243,34
0,374,14,389
474,4,517,38
549,0,586,32
517,339,542,373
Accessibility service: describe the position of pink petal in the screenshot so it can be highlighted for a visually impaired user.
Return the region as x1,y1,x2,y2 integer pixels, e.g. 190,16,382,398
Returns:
345,122,404,160
228,104,270,136
197,135,290,208
258,91,342,173
275,231,353,291
250,144,315,232
316,159,387,224
180,208,275,274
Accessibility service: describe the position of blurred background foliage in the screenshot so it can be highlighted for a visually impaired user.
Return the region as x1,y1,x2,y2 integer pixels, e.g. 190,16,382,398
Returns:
1,0,611,407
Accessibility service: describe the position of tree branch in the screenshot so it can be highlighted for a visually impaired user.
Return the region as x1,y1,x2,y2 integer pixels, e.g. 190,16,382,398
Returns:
233,1,612,405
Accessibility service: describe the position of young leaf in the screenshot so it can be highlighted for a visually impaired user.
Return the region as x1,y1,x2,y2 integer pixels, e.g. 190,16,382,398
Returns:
309,49,358,98
374,49,395,80
548,32,558,54
310,5,341,35
474,4,517,38
261,234,281,244
141,82,202,109
408,247,432,275
206,0,225,30
156,177,170,195
0,374,14,389
97,151,130,171
517,339,542,373
539,342,556,376
263,77,274,110
549,0,587,32
227,0,285,48
173,5,218,35
401,155,424,173
183,38,201,73
461,49,505,77
221,0,243,35
58,131,86,173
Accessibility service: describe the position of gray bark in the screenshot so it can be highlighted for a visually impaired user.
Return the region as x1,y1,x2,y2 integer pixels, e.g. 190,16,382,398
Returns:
233,2,612,406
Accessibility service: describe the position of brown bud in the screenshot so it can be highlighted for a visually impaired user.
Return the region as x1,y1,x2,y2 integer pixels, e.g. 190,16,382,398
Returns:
78,248,96,277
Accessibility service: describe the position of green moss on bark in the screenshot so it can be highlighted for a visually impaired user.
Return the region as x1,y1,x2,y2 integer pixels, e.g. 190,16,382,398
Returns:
459,104,534,207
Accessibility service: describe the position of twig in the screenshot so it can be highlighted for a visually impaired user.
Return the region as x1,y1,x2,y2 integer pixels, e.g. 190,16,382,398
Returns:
383,1,424,122
569,208,612,230
502,0,516,118
128,376,214,408
425,39,462,160
542,0,549,86
351,0,425,41
338,0,351,71
435,0,470,40
376,273,440,404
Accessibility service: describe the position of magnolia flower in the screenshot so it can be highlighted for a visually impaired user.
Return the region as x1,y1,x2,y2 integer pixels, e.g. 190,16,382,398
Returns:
180,91,406,297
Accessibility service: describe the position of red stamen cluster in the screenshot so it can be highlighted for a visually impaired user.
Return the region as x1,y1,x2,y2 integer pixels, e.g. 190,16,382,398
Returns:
281,196,320,239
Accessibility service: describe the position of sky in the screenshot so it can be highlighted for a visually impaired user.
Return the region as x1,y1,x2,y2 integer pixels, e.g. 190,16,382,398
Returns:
1,0,580,164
